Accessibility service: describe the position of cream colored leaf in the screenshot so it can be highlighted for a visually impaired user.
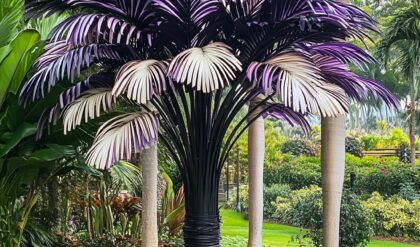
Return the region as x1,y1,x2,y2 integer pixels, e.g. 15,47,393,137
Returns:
62,88,115,134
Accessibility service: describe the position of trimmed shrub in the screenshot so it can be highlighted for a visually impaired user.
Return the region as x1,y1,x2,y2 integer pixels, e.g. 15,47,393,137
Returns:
346,137,364,157
280,139,317,157
263,184,291,218
272,187,374,247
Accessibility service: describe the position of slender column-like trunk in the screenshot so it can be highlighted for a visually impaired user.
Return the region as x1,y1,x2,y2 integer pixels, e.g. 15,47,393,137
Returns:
321,115,346,247
247,103,264,247
140,143,158,247
409,90,417,169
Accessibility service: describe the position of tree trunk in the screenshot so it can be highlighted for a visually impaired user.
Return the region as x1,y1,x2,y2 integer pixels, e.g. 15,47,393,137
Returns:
247,108,264,247
183,173,221,247
409,91,417,169
140,143,158,247
321,115,346,247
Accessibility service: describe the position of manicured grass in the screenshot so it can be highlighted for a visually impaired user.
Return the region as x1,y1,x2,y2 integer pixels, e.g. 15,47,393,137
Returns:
220,209,419,247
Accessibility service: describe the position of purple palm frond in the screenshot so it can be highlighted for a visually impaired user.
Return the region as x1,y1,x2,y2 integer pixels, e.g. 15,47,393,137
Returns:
313,55,399,107
36,73,115,139
19,44,138,106
303,0,378,41
113,0,155,22
50,14,146,46
113,60,170,104
25,0,126,19
222,0,266,21
153,0,219,26
247,51,348,117
263,103,311,132
86,112,159,170
168,42,242,93
295,42,376,70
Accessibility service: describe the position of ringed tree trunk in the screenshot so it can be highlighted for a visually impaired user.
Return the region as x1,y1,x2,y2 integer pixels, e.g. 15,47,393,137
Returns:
409,90,417,169
321,115,346,247
140,143,159,247
247,100,265,247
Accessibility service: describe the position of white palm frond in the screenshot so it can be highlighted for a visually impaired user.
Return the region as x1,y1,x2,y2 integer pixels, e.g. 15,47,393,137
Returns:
168,42,242,93
62,88,115,134
247,52,349,117
112,59,169,104
85,112,159,170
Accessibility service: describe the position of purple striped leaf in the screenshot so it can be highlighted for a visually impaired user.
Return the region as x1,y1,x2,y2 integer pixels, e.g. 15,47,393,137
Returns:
262,103,311,132
113,60,170,104
62,88,116,134
247,51,349,117
86,112,159,170
20,44,138,105
50,14,146,46
168,42,242,93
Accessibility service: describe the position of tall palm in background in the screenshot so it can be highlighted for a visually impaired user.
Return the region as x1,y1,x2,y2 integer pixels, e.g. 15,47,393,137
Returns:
377,1,419,169
21,0,397,245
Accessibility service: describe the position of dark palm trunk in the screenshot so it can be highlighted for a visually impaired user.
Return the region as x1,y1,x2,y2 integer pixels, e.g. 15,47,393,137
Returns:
183,176,221,247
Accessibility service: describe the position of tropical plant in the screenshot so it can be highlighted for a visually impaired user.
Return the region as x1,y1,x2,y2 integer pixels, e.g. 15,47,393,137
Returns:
377,1,420,168
21,0,397,245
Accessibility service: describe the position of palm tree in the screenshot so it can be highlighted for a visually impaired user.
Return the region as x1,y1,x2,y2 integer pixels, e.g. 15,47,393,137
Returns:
377,3,419,169
21,0,398,245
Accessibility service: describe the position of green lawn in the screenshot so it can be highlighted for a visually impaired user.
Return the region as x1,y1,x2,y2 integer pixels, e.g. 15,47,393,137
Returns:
220,209,419,247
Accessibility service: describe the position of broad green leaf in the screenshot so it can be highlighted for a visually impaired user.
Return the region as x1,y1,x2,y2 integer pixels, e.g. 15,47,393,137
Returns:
30,144,75,161
0,30,41,108
0,0,23,47
0,123,36,158
0,45,11,63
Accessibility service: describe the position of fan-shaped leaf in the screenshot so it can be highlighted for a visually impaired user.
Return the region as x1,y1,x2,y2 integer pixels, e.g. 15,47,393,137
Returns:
36,73,115,139
247,52,348,117
86,112,159,170
168,42,242,93
62,88,115,134
113,60,169,104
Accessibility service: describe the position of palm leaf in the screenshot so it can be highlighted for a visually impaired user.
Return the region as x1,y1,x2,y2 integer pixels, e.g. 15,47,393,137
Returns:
168,42,242,93
50,14,144,46
113,60,169,104
20,43,137,105
86,112,159,169
62,88,115,134
247,51,348,117
262,103,311,132
36,72,115,139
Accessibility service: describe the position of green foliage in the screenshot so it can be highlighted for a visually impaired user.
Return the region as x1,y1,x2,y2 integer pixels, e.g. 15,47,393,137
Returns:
360,134,382,150
280,139,317,157
265,154,419,197
264,155,321,189
362,192,420,240
346,137,364,157
0,30,42,107
272,187,374,247
359,128,410,150
263,184,291,218
226,185,249,212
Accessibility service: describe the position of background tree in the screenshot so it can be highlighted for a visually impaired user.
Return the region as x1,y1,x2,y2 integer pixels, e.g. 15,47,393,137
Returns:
377,1,419,168
21,0,397,245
